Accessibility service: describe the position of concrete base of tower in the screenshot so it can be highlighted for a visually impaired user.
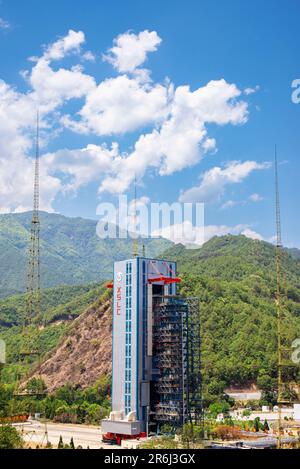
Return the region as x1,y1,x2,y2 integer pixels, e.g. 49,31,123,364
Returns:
101,418,142,436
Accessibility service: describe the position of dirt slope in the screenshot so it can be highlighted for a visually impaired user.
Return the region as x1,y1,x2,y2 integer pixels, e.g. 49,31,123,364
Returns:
35,294,112,392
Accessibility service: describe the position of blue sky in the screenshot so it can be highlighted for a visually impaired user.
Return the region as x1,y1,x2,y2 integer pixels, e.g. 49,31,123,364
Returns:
0,0,299,247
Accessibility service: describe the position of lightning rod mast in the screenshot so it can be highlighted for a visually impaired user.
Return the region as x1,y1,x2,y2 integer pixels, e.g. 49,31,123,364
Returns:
132,175,139,258
22,111,41,355
275,144,284,449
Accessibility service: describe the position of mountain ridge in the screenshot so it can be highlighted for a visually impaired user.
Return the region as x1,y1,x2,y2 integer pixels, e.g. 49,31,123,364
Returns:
0,211,172,298
1,233,299,398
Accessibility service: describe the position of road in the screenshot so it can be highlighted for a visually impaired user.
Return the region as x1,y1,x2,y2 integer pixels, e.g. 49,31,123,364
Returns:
17,421,119,449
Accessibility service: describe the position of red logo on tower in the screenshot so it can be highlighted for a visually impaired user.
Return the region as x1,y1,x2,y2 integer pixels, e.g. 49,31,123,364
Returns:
116,271,122,316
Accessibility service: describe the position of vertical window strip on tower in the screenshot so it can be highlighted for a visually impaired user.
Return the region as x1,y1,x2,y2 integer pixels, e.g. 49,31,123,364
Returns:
124,262,132,414
142,260,147,380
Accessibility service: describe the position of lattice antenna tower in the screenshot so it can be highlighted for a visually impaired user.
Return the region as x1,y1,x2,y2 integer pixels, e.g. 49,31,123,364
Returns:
24,111,41,344
132,175,139,258
275,144,284,449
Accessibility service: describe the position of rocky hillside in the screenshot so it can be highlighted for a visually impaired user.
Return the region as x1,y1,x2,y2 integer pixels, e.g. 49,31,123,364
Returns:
35,293,112,393
0,283,108,385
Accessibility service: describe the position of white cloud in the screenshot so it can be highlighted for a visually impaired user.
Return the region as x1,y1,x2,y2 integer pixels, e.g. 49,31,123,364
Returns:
62,74,170,135
249,192,264,202
244,85,260,95
0,30,93,213
152,221,269,247
25,31,96,111
0,18,10,30
29,59,95,109
0,80,56,212
42,30,85,61
152,221,255,246
43,143,119,192
103,30,162,72
268,235,278,244
241,228,263,241
205,224,249,242
220,200,242,210
152,220,203,246
221,192,265,210
0,109,61,212
97,79,248,194
82,51,96,62
0,29,251,213
180,160,270,203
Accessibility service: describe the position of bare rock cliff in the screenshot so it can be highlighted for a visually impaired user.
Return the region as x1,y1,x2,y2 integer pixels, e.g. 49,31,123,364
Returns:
36,295,112,392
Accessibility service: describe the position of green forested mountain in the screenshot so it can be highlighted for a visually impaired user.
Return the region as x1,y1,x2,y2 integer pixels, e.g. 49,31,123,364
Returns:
1,234,300,405
0,282,107,384
287,247,300,261
164,235,300,402
0,282,104,328
0,211,171,298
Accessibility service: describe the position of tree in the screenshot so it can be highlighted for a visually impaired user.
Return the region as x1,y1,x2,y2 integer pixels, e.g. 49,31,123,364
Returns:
86,403,102,424
180,425,191,449
212,425,241,441
58,435,64,449
209,401,230,419
242,409,251,418
76,401,90,424
263,419,269,432
0,386,9,418
254,417,260,432
0,425,24,449
207,379,226,396
26,377,47,395
82,375,111,404
257,373,276,392
53,403,77,424
160,424,173,435
55,383,77,405
70,437,75,449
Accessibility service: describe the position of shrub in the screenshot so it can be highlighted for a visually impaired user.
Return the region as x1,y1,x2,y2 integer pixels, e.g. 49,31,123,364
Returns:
212,424,242,441
208,401,230,419
0,425,24,449
58,435,64,449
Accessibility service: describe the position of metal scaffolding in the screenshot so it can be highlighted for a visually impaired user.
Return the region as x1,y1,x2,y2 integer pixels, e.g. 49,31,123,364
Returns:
151,296,203,433
186,297,203,429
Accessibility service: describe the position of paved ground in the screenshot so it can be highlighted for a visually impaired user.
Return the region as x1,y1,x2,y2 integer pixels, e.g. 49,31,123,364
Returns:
16,421,119,449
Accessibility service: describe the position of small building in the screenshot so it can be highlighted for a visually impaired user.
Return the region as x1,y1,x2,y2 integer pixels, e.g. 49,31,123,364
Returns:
225,388,262,402
293,404,300,420
231,403,300,423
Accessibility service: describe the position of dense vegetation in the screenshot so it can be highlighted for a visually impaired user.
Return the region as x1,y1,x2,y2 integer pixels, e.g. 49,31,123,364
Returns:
164,235,300,404
0,282,105,327
0,233,299,412
0,376,111,425
0,211,171,298
0,425,24,449
0,282,106,384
